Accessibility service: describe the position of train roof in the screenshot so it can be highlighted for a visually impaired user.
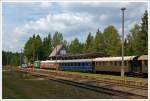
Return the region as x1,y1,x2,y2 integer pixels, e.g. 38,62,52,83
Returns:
138,55,148,60
57,59,93,63
94,56,136,61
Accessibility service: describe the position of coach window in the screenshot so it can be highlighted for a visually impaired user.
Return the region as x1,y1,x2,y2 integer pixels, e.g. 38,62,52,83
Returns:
99,62,101,66
82,63,84,66
109,61,111,66
85,63,87,66
103,61,105,65
98,62,100,65
118,61,120,66
86,63,89,66
78,63,80,66
144,61,147,66
111,62,113,66
119,61,121,66
72,63,74,66
124,61,127,66
76,63,78,66
114,61,117,66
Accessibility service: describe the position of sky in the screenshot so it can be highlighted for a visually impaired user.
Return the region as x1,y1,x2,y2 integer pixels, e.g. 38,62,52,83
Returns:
2,2,148,52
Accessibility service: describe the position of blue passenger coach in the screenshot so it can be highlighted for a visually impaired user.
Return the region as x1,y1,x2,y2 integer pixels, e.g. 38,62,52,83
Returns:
58,59,94,71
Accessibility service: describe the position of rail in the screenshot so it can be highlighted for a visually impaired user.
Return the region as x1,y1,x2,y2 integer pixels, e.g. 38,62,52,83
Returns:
17,68,148,90
17,68,147,99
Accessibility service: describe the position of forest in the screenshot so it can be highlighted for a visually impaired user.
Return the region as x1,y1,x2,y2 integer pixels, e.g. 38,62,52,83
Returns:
2,10,148,66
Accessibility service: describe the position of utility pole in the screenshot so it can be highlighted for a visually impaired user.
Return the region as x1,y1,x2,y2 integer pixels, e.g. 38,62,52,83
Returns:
121,7,126,77
20,49,22,67
6,52,8,66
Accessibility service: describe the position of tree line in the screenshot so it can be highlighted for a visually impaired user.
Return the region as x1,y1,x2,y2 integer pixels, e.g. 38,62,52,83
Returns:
2,10,147,66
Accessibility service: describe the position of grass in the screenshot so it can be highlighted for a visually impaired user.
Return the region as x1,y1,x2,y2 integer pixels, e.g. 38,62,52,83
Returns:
35,68,148,83
3,66,120,99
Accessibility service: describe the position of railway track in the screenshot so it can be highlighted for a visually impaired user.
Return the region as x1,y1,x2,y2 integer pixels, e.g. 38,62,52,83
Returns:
18,68,147,99
32,68,148,90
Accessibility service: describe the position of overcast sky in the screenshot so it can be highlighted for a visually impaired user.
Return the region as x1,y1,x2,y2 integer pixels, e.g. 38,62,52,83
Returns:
2,2,148,52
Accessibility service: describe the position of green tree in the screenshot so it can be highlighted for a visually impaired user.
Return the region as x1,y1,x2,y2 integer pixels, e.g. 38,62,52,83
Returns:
69,38,82,54
94,29,105,53
10,55,20,66
140,10,148,54
42,33,52,59
35,35,43,60
2,51,20,66
85,33,95,52
103,25,122,56
52,32,63,47
126,24,147,55
24,34,43,62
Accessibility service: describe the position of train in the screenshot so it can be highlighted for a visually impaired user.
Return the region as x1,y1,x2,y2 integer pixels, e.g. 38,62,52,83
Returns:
23,55,148,76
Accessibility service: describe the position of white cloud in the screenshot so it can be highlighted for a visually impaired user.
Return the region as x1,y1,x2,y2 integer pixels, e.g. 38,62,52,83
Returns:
99,14,108,21
39,2,52,9
23,12,94,32
3,2,147,52
3,12,96,52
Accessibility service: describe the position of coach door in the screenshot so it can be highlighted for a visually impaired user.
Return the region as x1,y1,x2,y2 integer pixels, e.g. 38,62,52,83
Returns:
131,60,141,73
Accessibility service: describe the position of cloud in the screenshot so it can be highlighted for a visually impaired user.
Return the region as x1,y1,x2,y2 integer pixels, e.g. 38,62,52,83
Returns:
17,12,94,33
39,2,52,9
99,14,108,21
3,12,96,52
2,2,147,52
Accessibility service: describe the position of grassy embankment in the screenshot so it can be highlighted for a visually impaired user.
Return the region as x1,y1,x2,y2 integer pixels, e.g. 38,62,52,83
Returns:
3,66,118,99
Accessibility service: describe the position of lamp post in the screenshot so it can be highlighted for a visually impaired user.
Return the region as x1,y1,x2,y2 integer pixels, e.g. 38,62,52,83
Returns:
20,49,22,67
121,7,126,77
